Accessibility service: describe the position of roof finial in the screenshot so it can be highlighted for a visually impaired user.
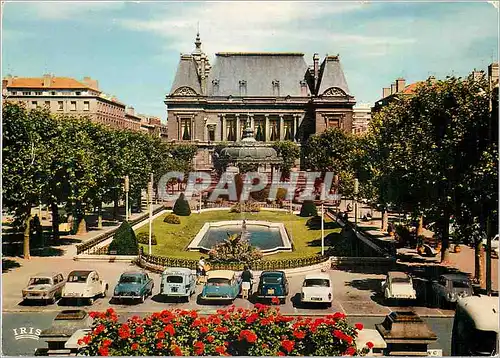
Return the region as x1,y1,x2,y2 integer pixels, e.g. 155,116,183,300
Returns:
195,22,201,50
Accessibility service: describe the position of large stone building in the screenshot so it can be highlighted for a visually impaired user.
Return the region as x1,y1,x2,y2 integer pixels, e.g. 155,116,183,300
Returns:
352,103,372,135
165,34,356,170
2,74,168,137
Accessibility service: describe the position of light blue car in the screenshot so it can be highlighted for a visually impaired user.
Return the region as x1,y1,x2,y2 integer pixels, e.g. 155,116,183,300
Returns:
200,270,242,303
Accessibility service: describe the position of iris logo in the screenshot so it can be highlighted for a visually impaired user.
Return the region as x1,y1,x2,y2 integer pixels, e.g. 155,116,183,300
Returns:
12,327,41,340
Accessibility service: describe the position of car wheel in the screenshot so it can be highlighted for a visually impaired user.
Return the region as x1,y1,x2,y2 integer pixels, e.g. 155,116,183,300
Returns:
88,297,95,305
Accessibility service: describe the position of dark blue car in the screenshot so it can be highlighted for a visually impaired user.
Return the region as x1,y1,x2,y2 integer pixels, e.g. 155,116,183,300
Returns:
256,271,289,304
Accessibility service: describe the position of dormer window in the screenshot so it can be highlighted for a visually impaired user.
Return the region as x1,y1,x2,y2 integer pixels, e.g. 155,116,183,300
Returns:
239,80,247,96
300,80,308,96
212,79,219,94
272,80,280,96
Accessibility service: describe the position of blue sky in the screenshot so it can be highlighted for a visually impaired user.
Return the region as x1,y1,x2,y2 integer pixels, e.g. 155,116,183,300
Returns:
2,1,499,120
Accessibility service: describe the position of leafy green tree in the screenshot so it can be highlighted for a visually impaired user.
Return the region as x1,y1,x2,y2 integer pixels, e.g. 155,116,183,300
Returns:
272,141,300,177
108,221,139,255
299,200,318,217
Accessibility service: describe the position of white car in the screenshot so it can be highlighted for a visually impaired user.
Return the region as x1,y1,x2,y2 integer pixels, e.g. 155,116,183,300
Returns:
300,273,332,307
381,271,417,301
482,234,499,253
62,270,108,304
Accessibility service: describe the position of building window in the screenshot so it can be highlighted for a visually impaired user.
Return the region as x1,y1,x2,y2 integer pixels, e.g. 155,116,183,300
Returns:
75,91,81,96
51,91,56,96
23,91,30,95
284,119,294,141
70,101,77,111
180,119,191,140
226,119,236,141
239,80,247,96
212,79,219,94
272,80,280,96
208,127,215,142
83,101,90,111
44,101,50,108
255,119,265,141
57,101,63,111
270,119,280,141
327,116,340,128
35,91,42,96
31,101,38,108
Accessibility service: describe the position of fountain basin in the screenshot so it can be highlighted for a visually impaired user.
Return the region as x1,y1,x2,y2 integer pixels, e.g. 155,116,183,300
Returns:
188,220,292,254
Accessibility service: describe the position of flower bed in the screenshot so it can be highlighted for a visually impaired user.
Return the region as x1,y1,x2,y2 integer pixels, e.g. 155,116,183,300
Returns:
78,304,372,356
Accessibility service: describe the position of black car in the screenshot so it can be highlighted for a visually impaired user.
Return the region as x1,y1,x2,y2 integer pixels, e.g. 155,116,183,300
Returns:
256,271,289,303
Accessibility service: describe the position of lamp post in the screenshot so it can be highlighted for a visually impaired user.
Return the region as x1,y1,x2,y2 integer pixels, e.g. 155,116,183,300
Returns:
124,175,130,222
321,201,325,256
148,173,153,255
354,178,359,230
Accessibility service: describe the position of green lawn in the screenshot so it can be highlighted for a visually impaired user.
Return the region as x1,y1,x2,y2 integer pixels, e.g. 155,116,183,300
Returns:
136,210,342,260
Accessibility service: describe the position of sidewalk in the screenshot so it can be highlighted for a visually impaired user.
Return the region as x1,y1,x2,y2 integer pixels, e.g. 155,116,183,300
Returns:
336,200,498,291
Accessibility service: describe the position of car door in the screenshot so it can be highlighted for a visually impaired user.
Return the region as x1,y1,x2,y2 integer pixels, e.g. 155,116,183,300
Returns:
284,274,289,295
92,272,102,296
144,274,152,293
51,275,60,297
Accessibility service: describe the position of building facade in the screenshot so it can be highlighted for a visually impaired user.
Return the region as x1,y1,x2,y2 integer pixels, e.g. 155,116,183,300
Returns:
352,103,372,135
165,34,356,170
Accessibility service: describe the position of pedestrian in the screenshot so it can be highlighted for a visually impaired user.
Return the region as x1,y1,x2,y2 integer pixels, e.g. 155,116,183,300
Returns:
241,265,254,290
197,256,206,283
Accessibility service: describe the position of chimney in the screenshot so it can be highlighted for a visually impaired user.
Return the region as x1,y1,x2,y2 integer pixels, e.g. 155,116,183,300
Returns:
470,69,483,82
382,87,391,98
127,106,135,116
82,76,99,90
43,74,52,88
200,53,206,94
4,74,13,86
390,83,397,95
396,78,406,93
313,53,320,89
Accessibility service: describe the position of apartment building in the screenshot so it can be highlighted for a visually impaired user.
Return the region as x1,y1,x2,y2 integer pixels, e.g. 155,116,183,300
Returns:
352,103,372,135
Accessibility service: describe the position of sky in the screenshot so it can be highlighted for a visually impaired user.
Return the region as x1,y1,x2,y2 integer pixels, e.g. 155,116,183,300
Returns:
2,1,499,121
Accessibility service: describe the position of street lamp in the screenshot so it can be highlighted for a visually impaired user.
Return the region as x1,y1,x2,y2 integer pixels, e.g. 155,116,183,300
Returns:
148,173,153,255
321,201,325,256
354,178,359,230
124,175,130,222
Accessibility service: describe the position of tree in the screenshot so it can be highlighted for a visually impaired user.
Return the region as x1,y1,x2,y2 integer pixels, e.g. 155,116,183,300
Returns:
299,200,318,217
272,141,300,177
108,221,139,255
173,193,191,216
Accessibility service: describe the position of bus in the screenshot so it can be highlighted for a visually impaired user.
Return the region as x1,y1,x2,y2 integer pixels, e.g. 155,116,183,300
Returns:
451,295,499,356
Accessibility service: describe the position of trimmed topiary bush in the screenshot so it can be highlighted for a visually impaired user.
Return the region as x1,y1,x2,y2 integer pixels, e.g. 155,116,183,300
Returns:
108,221,138,255
173,193,191,216
163,213,181,224
136,232,157,245
300,200,317,217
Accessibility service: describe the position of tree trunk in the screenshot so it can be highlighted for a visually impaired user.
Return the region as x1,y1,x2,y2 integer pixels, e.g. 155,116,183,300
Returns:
474,240,484,285
51,202,60,240
23,210,32,260
417,215,424,236
381,209,388,232
97,202,103,229
440,212,451,263
113,198,119,221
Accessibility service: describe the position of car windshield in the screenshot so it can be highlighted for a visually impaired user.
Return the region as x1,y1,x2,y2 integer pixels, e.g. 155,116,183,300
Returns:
207,278,230,286
304,279,330,287
120,275,141,284
166,276,183,284
452,280,470,288
392,277,411,284
262,276,282,284
29,278,51,285
67,274,88,283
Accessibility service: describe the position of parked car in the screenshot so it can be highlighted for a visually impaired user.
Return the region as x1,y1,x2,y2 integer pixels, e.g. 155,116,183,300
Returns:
160,267,196,301
257,271,289,303
112,271,154,303
35,310,92,356
300,273,332,307
381,271,417,301
200,270,241,302
62,270,108,305
22,272,65,304
482,234,499,253
432,274,473,307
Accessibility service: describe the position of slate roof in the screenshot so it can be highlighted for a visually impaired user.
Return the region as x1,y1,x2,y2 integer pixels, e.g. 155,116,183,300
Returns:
316,56,351,95
170,55,202,95
207,53,310,97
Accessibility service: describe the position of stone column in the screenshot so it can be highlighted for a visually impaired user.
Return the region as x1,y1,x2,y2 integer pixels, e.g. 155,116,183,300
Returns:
221,114,227,141
265,114,270,142
250,114,255,131
235,114,241,141
177,117,180,140
293,114,298,140
279,114,285,141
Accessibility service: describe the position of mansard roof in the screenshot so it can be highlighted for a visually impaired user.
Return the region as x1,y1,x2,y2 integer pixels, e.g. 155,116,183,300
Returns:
169,55,202,95
316,55,351,96
207,53,310,97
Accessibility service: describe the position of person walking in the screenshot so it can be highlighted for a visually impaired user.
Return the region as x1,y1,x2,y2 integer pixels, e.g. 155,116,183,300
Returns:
241,265,254,293
197,257,206,284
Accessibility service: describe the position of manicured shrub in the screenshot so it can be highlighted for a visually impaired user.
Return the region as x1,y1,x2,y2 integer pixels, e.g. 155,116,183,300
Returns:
299,200,317,217
276,188,288,201
209,233,263,264
163,213,181,224
173,193,191,216
230,202,261,213
108,221,138,255
136,232,157,245
306,215,324,229
78,306,372,356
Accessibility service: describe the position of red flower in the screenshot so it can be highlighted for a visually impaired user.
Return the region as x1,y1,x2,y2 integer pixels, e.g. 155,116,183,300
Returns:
239,330,258,343
224,341,229,347
171,344,183,356
216,326,228,333
156,341,163,349
102,339,112,348
281,340,295,353
355,323,364,330
82,335,92,344
260,318,271,326
200,326,209,334
277,352,286,356
145,318,152,326
271,296,280,305
344,347,357,356
131,343,139,351
333,330,344,339
366,341,374,349
98,347,109,356
293,330,306,339
191,319,202,327
135,326,144,335
164,324,175,336
215,346,226,354
207,335,215,343
246,313,258,324
106,308,115,315
89,311,98,319
194,341,205,355
190,311,198,319
156,331,165,339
